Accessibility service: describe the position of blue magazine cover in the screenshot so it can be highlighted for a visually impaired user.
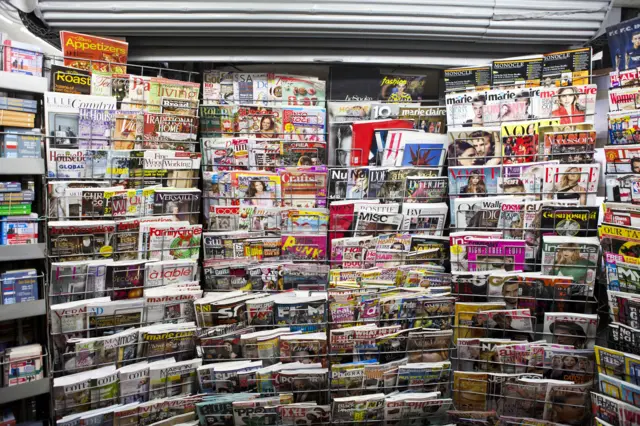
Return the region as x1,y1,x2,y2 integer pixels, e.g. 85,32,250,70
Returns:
607,16,640,71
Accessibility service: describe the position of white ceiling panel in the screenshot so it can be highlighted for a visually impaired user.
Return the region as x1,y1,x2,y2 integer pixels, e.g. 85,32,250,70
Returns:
34,0,615,65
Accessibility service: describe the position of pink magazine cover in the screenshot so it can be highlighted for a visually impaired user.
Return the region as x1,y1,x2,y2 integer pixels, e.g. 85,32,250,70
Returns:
281,233,327,261
466,238,526,272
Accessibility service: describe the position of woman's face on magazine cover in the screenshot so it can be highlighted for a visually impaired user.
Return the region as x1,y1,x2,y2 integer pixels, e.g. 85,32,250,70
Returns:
470,175,480,185
557,249,575,263
559,89,576,108
261,117,273,131
253,181,265,192
563,356,577,369
458,148,476,166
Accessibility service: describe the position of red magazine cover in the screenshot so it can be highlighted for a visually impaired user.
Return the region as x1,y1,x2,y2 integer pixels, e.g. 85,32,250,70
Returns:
329,202,356,251
350,119,413,166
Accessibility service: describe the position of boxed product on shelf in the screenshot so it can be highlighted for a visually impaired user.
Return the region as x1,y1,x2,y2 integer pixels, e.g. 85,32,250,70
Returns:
1,40,43,76
1,127,41,158
0,97,37,114
0,268,38,304
0,110,35,128
0,213,39,245
2,343,43,387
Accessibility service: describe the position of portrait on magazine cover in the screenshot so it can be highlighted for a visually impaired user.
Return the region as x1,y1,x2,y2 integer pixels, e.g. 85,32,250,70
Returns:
552,87,586,125
608,16,640,71
448,130,501,166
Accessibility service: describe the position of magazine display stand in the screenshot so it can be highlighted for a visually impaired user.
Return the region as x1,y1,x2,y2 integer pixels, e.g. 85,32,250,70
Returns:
589,69,640,425
41,55,206,421
0,44,50,420
15,30,639,424
443,52,606,425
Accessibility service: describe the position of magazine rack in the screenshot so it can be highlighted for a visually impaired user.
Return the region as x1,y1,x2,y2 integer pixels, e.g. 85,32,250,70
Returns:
53,328,198,377
46,54,199,82
451,373,592,422
53,365,199,418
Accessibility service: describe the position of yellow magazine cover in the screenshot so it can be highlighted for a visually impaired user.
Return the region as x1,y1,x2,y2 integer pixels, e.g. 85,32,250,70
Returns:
453,371,488,411
595,345,627,378
454,301,506,342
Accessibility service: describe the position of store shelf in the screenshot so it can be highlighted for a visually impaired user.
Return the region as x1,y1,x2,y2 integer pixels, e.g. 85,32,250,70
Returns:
0,244,46,262
0,72,48,94
0,300,46,322
0,378,50,404
0,158,45,175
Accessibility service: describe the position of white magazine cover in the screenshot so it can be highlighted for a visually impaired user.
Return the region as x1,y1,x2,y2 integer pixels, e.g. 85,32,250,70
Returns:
536,84,598,124
44,92,117,149
400,202,448,236
542,163,600,206
137,221,189,260
542,312,598,349
608,86,640,112
143,288,202,324
144,259,198,288
482,86,540,125
146,223,202,261
445,90,486,128
499,161,559,197
327,102,372,166
452,195,528,231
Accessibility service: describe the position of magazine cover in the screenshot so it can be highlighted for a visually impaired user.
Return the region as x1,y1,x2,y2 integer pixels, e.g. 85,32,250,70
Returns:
541,235,599,296
541,47,591,87
452,195,520,231
449,231,502,272
61,32,128,73
449,164,500,198
400,202,448,236
483,87,539,123
542,130,596,163
492,57,544,88
498,161,556,198
45,92,117,149
281,107,326,141
609,110,640,145
48,220,116,262
444,66,492,93
542,163,600,206
605,144,640,174
281,234,327,261
397,133,447,168
232,171,281,207
537,84,597,125
466,239,526,272
404,177,448,204
540,206,599,237
397,106,446,133
448,126,502,166
327,102,371,167
543,312,598,349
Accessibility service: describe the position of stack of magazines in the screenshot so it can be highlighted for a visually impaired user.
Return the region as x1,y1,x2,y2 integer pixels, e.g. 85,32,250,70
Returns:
590,67,640,426
442,48,603,426
46,32,209,424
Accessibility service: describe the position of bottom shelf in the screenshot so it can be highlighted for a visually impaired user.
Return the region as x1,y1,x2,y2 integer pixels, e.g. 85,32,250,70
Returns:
0,379,50,404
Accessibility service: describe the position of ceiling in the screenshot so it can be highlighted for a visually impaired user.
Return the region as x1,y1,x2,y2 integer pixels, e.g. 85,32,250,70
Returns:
24,0,619,66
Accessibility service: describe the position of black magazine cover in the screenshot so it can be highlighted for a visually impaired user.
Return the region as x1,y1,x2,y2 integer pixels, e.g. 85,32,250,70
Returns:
540,206,599,237
492,57,543,88
444,66,492,92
